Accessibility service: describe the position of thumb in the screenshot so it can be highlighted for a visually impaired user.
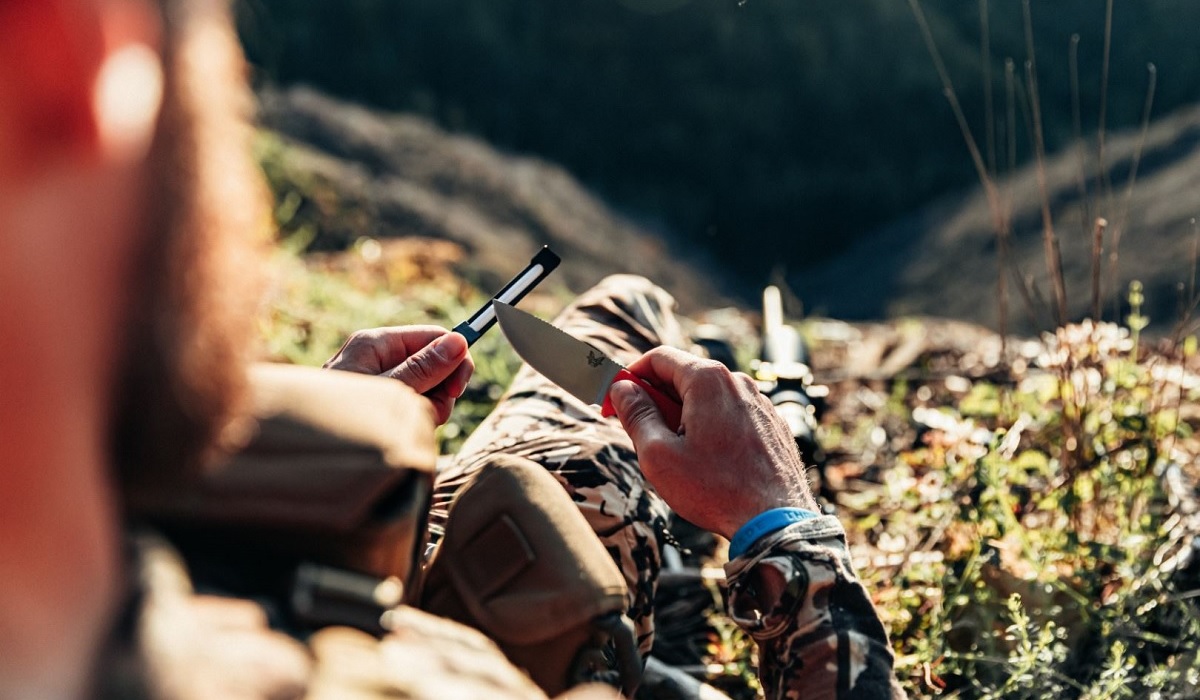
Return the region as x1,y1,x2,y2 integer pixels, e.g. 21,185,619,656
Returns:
389,332,468,394
609,380,676,449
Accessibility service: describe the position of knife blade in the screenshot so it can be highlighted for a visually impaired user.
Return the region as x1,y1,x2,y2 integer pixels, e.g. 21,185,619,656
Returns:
493,301,682,431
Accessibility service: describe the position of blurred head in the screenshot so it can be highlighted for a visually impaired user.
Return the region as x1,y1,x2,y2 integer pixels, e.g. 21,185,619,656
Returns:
0,0,267,695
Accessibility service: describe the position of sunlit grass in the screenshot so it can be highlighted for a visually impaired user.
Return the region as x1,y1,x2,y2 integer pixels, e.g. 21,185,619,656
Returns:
828,312,1200,698
257,238,521,454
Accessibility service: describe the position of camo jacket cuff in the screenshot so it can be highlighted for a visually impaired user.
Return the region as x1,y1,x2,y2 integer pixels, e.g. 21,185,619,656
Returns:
723,516,904,700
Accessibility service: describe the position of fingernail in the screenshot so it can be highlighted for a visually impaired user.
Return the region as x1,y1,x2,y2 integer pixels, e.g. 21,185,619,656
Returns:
610,380,640,407
433,333,466,361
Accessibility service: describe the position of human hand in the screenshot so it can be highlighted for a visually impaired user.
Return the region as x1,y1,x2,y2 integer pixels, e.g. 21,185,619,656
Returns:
607,347,817,540
323,326,474,425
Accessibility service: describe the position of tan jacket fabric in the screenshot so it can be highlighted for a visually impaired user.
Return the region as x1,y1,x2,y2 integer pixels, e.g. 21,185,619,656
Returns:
101,534,617,700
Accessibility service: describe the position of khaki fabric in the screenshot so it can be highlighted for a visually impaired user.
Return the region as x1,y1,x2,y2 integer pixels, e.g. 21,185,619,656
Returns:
101,534,619,700
420,457,632,695
127,363,437,583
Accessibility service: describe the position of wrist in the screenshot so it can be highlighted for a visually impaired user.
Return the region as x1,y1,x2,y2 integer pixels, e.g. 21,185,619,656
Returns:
727,507,818,559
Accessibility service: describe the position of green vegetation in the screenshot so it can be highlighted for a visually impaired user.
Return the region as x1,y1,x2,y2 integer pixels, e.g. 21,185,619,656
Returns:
257,235,522,454
830,314,1200,697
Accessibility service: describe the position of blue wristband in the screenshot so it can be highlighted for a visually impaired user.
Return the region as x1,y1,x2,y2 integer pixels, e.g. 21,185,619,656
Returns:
728,507,818,559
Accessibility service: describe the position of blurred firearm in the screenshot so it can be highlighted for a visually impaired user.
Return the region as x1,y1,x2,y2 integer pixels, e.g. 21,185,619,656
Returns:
690,286,826,472
750,286,826,470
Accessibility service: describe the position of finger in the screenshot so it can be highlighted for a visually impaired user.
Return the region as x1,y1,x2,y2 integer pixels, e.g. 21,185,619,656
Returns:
324,326,450,373
609,380,679,451
426,393,455,426
443,351,475,399
387,331,469,394
622,346,715,400
373,325,454,367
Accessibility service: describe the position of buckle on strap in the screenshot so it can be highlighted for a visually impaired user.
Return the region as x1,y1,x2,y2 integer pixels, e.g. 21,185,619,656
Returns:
569,612,643,697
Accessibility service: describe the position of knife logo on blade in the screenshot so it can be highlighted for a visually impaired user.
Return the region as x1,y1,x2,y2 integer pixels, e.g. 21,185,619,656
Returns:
492,300,683,432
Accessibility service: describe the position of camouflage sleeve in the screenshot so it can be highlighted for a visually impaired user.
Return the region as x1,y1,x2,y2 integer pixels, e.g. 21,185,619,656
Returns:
723,515,904,700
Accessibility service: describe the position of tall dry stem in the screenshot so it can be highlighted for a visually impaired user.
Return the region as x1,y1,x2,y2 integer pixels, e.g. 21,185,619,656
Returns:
1069,34,1094,249
1022,0,1068,327
1003,57,1041,333
909,0,1015,342
980,0,996,176
1091,217,1107,321
1171,218,1200,340
1096,0,1115,199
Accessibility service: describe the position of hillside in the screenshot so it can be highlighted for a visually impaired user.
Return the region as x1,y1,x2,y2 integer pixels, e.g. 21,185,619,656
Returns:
258,85,1200,336
239,0,1200,282
793,102,1200,334
256,87,735,311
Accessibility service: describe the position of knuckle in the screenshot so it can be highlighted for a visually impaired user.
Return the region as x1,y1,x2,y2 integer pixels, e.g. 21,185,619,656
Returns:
695,360,734,387
346,329,375,346
405,351,435,380
733,371,758,391
619,391,657,425
624,395,658,427
646,346,674,362
341,330,380,357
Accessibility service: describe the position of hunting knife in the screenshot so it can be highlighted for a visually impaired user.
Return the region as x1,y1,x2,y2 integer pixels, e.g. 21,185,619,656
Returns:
493,301,682,431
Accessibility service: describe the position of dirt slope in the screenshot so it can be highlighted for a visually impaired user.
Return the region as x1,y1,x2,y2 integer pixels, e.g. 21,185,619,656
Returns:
256,86,734,311
792,104,1200,334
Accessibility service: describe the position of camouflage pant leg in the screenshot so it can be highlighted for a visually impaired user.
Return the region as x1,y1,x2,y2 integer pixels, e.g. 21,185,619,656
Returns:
429,274,688,656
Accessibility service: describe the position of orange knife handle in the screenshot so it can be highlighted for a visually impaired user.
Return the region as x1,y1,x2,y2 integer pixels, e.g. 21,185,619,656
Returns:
600,368,683,433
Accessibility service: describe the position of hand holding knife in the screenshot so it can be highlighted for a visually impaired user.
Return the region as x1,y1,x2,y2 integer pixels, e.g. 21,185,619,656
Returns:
494,285,820,545
493,301,683,432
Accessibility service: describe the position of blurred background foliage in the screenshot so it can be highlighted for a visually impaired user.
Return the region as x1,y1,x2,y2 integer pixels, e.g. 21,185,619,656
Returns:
236,0,1200,284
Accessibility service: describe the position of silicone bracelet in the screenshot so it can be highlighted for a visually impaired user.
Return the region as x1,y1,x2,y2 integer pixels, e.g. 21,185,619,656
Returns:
728,507,818,559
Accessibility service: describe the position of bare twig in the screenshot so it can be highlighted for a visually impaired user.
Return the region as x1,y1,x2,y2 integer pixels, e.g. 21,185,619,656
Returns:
1191,218,1199,315
995,59,1034,340
1023,0,1068,326
1000,62,1043,330
1190,218,1200,309
1189,218,1200,324
906,0,999,210
981,0,996,176
908,0,1017,341
1025,271,1050,327
1171,218,1200,343
1069,34,1093,245
1006,58,1018,179
1097,0,1115,200
1091,217,1108,321
1010,264,1041,330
